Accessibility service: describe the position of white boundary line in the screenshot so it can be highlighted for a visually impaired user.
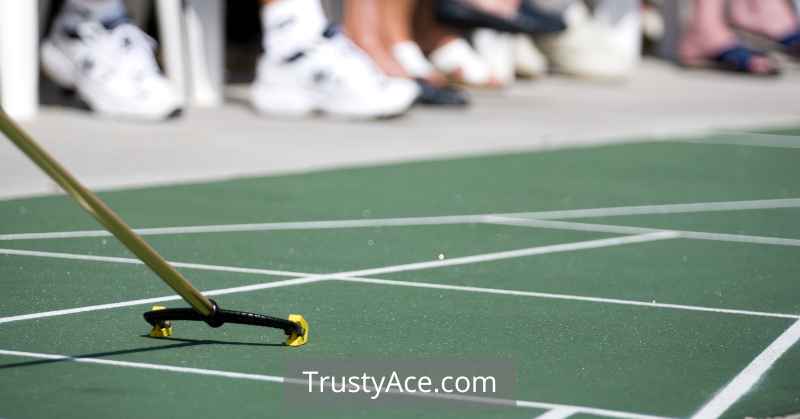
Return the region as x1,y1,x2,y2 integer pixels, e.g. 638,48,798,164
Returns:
329,277,800,321
0,233,677,324
0,215,487,241
680,131,800,149
485,217,800,247
0,276,324,324
505,198,800,220
534,407,579,419
1,198,798,241
690,319,800,419
0,248,310,279
3,231,798,325
0,349,670,419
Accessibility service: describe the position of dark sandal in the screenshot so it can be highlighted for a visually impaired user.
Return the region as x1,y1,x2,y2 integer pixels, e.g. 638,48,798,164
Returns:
414,78,470,107
684,45,781,76
778,30,800,59
435,0,566,35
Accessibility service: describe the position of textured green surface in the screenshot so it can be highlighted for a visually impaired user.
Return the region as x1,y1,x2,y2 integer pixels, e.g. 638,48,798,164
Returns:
2,142,800,235
0,225,609,274
0,283,791,419
385,238,800,315
1,139,800,418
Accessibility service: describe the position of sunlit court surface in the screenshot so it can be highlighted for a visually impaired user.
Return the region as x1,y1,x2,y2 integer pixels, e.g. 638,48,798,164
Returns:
2,123,800,418
2,0,800,416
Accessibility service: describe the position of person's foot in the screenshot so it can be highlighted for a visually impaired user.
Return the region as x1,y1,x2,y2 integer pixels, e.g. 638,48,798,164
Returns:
472,29,516,85
391,41,449,86
41,20,183,120
537,2,640,80
251,28,418,119
346,31,410,78
729,0,800,59
435,0,565,34
428,37,502,88
729,0,799,41
513,34,548,79
679,19,778,75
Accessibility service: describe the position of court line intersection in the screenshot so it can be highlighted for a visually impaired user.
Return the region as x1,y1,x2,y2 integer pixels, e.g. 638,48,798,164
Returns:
2,197,799,418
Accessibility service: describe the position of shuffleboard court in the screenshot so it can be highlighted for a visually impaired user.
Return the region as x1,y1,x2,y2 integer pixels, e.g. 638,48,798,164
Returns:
2,134,800,418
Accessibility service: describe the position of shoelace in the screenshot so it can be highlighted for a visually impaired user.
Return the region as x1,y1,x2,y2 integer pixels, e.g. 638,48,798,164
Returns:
75,22,161,82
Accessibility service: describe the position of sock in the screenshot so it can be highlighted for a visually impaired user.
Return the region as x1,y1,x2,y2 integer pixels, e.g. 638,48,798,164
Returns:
55,0,128,31
261,0,327,62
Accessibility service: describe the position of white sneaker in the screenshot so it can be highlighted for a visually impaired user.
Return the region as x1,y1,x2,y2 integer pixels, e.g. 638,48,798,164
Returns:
536,2,641,80
472,29,516,85
41,21,183,120
251,31,418,119
514,35,548,79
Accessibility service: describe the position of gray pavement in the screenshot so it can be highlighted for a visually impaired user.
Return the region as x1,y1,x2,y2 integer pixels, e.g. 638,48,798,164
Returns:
2,59,799,200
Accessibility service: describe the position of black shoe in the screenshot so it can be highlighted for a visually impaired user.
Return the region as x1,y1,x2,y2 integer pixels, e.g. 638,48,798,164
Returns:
414,79,470,107
435,0,566,35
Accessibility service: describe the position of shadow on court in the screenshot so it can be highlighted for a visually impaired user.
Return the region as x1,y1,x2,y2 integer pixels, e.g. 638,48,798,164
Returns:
0,335,284,370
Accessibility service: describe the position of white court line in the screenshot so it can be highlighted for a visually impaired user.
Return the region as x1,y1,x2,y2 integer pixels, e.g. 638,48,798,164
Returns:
690,319,800,419
331,232,679,278
329,277,800,320
0,349,670,419
680,131,800,149
485,217,800,248
484,216,663,236
2,232,796,325
0,276,323,324
0,248,310,279
507,198,800,220
0,232,676,324
1,198,798,241
534,407,579,419
0,215,486,240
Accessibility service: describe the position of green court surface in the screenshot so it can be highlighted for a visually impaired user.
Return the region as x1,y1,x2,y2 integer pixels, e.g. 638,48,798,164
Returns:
1,133,800,419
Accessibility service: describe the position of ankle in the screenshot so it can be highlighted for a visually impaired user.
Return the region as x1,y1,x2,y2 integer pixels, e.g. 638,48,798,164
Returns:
261,0,327,62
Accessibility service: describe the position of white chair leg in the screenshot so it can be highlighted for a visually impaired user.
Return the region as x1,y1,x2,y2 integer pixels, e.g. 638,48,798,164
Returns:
658,0,685,61
0,0,39,120
156,0,189,104
156,0,224,108
184,0,224,107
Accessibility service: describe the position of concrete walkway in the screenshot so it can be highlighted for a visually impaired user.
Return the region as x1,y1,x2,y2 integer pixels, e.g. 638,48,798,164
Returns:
2,59,798,200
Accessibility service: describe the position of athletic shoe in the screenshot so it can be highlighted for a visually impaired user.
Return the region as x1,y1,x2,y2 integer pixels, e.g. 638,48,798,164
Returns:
536,1,641,80
514,34,548,79
41,21,183,120
251,28,418,119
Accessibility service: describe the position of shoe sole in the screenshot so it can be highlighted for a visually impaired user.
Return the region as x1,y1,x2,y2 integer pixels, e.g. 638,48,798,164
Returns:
251,83,413,120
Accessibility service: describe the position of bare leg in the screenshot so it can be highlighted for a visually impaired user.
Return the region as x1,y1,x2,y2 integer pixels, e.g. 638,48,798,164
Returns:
381,0,449,84
381,0,417,47
730,0,798,39
343,0,408,77
415,0,463,53
678,0,776,73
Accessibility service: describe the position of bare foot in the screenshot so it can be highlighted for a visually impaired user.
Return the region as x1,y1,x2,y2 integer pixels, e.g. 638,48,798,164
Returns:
679,11,776,73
